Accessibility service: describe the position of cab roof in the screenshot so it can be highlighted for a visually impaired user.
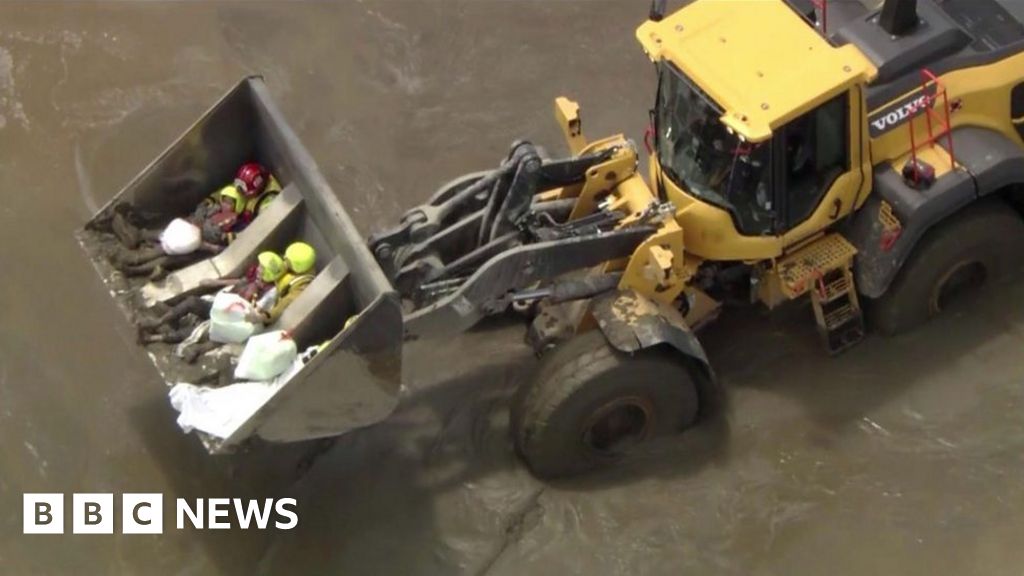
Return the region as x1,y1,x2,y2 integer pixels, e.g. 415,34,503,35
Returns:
637,0,877,142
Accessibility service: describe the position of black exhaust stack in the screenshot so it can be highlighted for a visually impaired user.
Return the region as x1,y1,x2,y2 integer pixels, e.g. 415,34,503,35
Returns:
649,0,667,22
879,0,919,36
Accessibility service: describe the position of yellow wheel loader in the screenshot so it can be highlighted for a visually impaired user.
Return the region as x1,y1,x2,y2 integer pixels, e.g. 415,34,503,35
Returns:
81,0,1024,478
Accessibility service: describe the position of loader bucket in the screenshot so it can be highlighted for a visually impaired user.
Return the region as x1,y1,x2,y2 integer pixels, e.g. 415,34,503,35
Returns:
77,77,403,452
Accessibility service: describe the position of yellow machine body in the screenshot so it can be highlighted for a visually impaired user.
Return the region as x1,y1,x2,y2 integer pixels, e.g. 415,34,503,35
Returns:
550,0,1024,329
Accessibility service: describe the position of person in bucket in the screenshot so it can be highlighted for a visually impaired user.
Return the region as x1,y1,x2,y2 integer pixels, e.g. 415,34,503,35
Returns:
108,162,279,279
137,242,318,363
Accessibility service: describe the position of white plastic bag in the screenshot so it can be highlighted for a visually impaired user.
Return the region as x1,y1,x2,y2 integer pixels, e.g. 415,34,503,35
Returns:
168,345,317,439
209,290,258,344
169,381,280,438
234,330,297,381
159,218,202,255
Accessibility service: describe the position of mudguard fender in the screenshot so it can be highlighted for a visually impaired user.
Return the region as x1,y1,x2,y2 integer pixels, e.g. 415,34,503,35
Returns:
591,290,718,412
849,127,1024,298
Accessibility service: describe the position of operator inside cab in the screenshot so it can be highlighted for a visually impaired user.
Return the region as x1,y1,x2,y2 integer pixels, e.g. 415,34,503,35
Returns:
654,60,849,238
654,62,773,235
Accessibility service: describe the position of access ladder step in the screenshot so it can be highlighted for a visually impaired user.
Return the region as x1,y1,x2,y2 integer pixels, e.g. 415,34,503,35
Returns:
819,312,866,356
818,274,853,304
823,302,858,330
777,234,858,299
811,268,865,355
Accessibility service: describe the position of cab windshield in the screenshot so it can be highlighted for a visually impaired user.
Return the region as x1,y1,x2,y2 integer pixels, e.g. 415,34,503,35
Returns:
655,63,775,235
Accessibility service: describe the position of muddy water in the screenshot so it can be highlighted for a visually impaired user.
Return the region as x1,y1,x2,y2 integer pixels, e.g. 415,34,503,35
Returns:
2,1,1024,575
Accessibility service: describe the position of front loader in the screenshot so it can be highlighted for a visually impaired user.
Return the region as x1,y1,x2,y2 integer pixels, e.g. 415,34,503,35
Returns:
81,0,1024,478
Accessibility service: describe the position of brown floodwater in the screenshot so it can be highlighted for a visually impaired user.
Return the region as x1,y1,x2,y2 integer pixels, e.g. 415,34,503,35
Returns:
2,1,1024,575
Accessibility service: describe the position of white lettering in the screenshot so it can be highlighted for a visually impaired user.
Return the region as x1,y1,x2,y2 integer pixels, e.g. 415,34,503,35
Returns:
274,498,299,530
208,498,231,529
176,498,204,529
233,499,274,529
24,494,298,532
873,94,931,133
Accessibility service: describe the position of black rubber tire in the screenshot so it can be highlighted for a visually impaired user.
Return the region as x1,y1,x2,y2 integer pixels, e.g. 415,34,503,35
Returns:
511,330,699,479
869,199,1024,335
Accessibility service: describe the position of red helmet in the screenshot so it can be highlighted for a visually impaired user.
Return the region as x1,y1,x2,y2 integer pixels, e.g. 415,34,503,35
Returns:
234,163,269,198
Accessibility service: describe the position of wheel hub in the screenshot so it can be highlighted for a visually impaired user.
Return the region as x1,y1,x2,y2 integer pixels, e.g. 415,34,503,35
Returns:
581,396,655,453
930,259,987,314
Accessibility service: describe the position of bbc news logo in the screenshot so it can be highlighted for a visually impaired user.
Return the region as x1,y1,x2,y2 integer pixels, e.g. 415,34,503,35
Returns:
23,493,298,534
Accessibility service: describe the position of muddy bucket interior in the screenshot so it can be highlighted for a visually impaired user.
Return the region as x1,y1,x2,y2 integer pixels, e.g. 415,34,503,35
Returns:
78,77,403,452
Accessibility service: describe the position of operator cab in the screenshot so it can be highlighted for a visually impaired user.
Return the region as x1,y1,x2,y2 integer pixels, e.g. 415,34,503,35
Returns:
654,62,849,237
638,0,876,252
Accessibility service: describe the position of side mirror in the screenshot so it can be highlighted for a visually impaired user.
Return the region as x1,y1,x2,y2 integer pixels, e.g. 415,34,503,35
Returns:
649,0,667,22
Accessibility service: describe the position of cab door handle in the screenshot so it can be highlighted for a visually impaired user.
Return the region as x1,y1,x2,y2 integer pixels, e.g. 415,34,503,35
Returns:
829,198,842,220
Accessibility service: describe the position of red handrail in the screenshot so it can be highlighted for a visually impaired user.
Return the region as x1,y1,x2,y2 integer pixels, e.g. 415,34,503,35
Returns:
908,68,956,174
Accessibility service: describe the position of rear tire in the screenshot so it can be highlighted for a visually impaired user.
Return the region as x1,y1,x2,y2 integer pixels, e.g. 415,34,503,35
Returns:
869,199,1024,335
511,330,699,479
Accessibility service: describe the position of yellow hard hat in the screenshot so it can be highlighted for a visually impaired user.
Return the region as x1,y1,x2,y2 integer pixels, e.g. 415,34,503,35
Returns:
216,185,245,213
257,251,286,282
285,242,316,274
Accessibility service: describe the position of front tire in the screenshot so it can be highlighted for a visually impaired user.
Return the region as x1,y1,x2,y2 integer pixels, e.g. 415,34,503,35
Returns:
869,199,1024,335
511,330,699,479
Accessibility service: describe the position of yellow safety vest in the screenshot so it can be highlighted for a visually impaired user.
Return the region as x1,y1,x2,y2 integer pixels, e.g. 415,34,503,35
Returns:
276,272,315,298
244,176,282,218
266,271,316,323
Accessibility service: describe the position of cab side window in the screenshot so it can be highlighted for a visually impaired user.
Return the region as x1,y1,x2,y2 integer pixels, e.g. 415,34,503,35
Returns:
783,93,849,228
